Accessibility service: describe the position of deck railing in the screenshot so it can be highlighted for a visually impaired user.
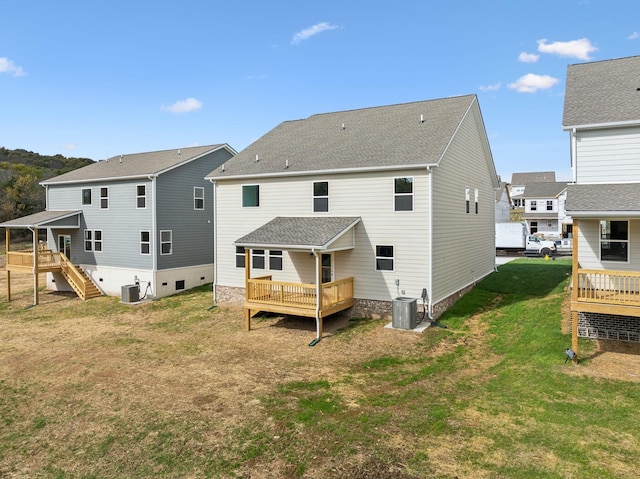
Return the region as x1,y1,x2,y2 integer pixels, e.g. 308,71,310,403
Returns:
576,268,640,306
6,249,61,270
247,276,354,310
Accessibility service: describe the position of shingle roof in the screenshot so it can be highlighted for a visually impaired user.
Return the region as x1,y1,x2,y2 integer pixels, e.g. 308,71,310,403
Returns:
0,210,80,228
522,182,568,198
511,171,556,185
235,217,361,249
563,55,640,128
565,183,640,215
207,95,480,179
42,144,232,185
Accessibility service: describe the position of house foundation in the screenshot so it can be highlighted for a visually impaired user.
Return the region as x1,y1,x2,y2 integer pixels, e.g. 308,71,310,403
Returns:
574,312,640,343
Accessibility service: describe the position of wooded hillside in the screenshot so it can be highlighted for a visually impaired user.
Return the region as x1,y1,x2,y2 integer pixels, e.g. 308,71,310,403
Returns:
0,147,94,223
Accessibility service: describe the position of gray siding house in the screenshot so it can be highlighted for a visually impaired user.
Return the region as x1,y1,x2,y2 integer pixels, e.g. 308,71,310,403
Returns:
563,55,640,355
3,145,235,300
206,95,499,340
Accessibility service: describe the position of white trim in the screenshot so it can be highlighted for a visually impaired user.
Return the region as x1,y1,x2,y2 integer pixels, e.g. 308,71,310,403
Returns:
160,230,172,255
81,187,92,206
99,186,109,210
374,244,395,272
136,184,147,209
393,176,414,212
140,230,151,255
312,180,329,213
194,186,205,210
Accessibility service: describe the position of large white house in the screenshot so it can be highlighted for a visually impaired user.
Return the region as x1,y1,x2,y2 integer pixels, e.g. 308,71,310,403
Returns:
563,55,640,355
206,95,499,340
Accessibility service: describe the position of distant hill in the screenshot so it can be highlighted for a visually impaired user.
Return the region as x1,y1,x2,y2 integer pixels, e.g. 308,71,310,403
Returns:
0,147,94,223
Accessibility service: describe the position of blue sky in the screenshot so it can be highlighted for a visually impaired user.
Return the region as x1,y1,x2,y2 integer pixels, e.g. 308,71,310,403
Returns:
1,1,638,182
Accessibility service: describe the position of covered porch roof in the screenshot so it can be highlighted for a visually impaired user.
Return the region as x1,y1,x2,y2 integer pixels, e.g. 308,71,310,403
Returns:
0,210,82,229
565,184,640,218
235,216,361,251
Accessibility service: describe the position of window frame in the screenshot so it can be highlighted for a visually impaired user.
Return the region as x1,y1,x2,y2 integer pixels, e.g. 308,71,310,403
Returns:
93,230,103,252
84,229,93,252
474,188,479,215
465,187,470,214
160,230,172,255
235,246,246,268
140,230,151,255
242,184,260,207
530,200,537,211
394,177,413,212
546,200,553,211
136,184,146,209
100,187,109,210
600,220,629,263
252,249,265,269
375,244,394,271
81,188,92,206
268,250,283,271
84,229,103,252
194,186,205,210
313,181,329,212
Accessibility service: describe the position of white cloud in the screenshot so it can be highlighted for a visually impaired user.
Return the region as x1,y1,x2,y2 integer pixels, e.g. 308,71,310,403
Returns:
0,57,27,77
291,22,338,44
508,73,559,93
161,97,203,114
61,143,77,151
518,52,540,63
629,32,640,40
537,38,597,60
479,82,501,92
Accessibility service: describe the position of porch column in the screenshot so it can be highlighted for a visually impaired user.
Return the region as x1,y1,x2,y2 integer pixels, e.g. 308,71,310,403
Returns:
244,248,251,331
5,228,10,301
315,252,323,340
570,220,579,363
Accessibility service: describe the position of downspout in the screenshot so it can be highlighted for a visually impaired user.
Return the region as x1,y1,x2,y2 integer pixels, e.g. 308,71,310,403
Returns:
426,166,434,321
571,128,578,183
150,175,157,298
28,226,37,307
211,179,218,304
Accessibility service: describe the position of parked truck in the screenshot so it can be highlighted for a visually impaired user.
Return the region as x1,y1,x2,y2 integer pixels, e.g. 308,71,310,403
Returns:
495,222,557,257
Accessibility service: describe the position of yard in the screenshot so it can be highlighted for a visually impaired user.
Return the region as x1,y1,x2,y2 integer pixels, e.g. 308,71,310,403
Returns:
1,256,640,478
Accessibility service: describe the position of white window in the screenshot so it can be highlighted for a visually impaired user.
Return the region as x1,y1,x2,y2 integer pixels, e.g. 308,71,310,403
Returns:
269,250,283,270
84,230,92,252
140,231,150,255
252,249,265,269
160,230,172,255
394,177,413,211
84,229,103,252
81,188,92,205
530,200,537,211
137,185,146,209
235,246,245,268
465,187,470,214
546,200,553,211
375,245,394,271
474,188,479,215
313,181,329,212
194,187,204,210
600,220,628,262
100,187,109,209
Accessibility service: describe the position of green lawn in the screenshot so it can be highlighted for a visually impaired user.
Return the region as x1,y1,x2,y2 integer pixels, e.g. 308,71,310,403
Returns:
1,258,639,478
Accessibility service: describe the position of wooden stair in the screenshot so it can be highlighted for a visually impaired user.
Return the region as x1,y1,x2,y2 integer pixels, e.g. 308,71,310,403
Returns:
58,253,103,301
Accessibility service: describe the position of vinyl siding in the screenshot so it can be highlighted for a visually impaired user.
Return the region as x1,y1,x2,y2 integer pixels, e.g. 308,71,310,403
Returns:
575,127,640,183
156,148,232,270
431,103,495,303
215,168,432,302
576,218,640,270
47,181,154,269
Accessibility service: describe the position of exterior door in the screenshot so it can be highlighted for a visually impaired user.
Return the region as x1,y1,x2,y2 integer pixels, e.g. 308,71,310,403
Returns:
58,234,71,258
321,253,333,283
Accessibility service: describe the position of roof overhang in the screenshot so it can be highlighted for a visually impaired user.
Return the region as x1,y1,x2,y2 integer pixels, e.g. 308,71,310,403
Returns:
235,216,361,252
0,210,82,228
562,119,640,131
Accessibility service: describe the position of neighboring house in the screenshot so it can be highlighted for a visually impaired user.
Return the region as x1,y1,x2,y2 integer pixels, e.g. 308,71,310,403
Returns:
520,181,570,237
495,180,512,223
510,171,556,207
1,145,235,302
563,55,640,355
205,95,500,340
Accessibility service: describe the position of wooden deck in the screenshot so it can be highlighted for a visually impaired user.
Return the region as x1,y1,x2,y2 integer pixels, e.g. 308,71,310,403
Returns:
245,276,354,319
572,268,640,318
6,250,102,301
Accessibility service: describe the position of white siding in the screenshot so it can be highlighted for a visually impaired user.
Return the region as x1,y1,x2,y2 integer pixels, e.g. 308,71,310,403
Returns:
576,127,640,183
576,219,640,271
215,169,432,303
431,103,496,303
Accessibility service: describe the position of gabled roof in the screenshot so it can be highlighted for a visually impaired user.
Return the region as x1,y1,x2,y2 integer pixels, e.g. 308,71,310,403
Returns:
235,217,361,250
0,210,81,228
495,181,511,202
42,144,235,185
565,183,640,217
511,171,556,185
206,95,486,179
522,182,568,198
563,55,640,129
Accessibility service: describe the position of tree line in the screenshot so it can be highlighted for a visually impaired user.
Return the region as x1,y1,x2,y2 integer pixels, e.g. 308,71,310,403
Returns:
0,147,93,223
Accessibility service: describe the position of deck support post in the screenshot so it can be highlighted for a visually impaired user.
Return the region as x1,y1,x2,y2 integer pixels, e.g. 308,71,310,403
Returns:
5,228,10,301
570,220,579,363
32,227,39,306
244,248,251,331
314,251,323,341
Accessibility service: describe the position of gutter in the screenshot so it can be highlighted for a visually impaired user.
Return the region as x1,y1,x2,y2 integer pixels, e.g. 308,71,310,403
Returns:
426,165,435,321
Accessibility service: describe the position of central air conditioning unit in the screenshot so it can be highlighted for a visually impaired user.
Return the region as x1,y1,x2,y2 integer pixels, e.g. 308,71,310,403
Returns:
392,297,418,330
121,284,139,303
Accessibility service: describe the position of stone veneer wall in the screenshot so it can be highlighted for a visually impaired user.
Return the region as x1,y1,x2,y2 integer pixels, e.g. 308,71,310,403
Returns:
216,283,475,321
575,312,640,342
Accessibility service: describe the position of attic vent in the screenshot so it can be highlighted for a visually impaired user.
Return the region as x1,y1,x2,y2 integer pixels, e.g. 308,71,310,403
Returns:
178,149,181,155
341,123,345,130
420,114,424,123
255,154,260,163
221,163,226,172
285,159,289,169
119,154,123,163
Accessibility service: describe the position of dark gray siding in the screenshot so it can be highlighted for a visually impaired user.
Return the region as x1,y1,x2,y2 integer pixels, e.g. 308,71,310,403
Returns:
156,148,232,270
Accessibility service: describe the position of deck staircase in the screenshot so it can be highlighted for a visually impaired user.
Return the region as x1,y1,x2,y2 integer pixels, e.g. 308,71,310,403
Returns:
59,253,103,300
